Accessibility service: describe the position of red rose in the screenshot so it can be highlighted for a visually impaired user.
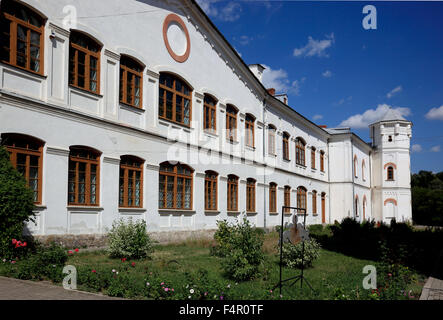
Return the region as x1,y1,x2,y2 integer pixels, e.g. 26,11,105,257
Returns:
22,242,27,247
121,258,126,262
68,250,73,255
11,239,17,245
74,248,79,252
131,262,136,267
92,270,96,273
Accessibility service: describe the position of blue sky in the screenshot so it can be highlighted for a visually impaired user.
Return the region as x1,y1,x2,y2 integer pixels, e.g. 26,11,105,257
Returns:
196,0,443,173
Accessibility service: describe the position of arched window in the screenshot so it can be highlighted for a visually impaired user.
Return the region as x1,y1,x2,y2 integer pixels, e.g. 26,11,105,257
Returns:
269,182,277,213
363,196,367,221
320,150,325,172
355,196,359,217
69,31,102,94
159,73,192,126
387,166,394,181
311,147,316,169
283,132,290,161
297,187,307,214
68,146,101,206
119,56,143,108
205,170,217,211
321,192,326,223
159,162,193,209
226,104,238,141
295,138,306,166
1,133,44,203
354,155,358,178
362,159,366,181
268,125,276,155
227,174,238,211
246,178,256,212
0,0,45,74
245,114,255,148
119,155,144,208
203,94,217,132
284,186,291,213
312,190,317,215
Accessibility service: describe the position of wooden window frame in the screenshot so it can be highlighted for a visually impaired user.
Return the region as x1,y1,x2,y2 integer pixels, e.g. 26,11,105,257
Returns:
312,190,317,215
0,1,45,75
69,32,101,95
283,133,290,161
119,56,143,109
311,147,316,169
297,187,307,214
246,178,256,212
268,125,276,155
321,192,326,223
269,183,277,213
284,186,291,213
159,73,193,127
226,105,238,142
68,147,101,206
320,151,325,172
227,175,238,211
119,156,144,208
204,171,218,211
245,114,255,148
203,94,217,132
295,138,306,166
159,162,194,210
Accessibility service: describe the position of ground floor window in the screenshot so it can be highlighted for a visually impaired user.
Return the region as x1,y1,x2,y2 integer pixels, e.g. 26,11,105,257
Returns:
205,171,217,210
297,186,307,214
159,162,193,209
227,175,238,211
246,178,256,212
119,155,144,208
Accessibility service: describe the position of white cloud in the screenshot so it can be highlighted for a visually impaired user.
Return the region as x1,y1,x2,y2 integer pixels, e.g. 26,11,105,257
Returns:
425,105,443,120
313,114,323,121
386,86,402,99
322,70,332,78
196,0,242,22
234,35,252,46
339,104,411,129
431,145,441,152
293,33,335,58
333,96,352,106
262,65,305,96
411,144,422,153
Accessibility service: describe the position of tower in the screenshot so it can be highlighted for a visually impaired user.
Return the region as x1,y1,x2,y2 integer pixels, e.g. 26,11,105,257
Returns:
369,109,413,224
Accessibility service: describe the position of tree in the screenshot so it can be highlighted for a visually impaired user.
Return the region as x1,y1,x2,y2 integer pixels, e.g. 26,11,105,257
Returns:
411,171,443,226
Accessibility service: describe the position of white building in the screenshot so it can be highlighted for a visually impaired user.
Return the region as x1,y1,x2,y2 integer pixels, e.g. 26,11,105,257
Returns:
0,0,413,239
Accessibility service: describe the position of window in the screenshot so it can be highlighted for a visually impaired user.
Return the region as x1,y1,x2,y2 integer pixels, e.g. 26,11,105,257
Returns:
283,132,290,160
388,135,393,142
284,186,291,213
158,162,193,210
246,178,256,212
227,175,238,211
226,104,238,141
362,160,366,181
69,31,101,94
387,166,394,181
321,192,326,223
297,187,307,214
1,133,43,203
312,190,317,215
311,147,316,169
204,171,217,211
269,183,277,213
245,114,255,148
119,155,144,208
68,146,101,206
295,138,306,166
203,94,217,132
320,151,325,172
363,196,367,220
159,73,192,126
119,56,143,108
355,196,359,217
0,0,45,75
268,125,276,155
354,155,358,178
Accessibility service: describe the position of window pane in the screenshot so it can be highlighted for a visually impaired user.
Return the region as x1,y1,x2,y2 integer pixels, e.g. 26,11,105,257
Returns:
184,178,191,209
166,176,174,208
159,174,165,208
176,95,182,123
126,72,133,105
176,177,183,208
119,169,124,206
158,88,165,117
166,91,173,119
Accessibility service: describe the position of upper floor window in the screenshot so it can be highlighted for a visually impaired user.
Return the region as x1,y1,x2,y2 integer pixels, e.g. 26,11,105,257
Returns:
284,186,291,213
159,162,193,210
1,133,44,204
269,182,277,213
119,56,143,108
68,146,101,206
246,178,256,212
245,114,255,148
204,170,217,211
226,104,238,142
159,73,192,126
283,132,290,161
69,31,101,94
320,150,325,172
311,147,316,169
268,125,276,155
362,160,366,181
387,166,394,181
295,138,306,166
297,186,307,214
203,94,217,132
354,155,358,178
119,155,144,208
227,174,238,211
0,0,45,75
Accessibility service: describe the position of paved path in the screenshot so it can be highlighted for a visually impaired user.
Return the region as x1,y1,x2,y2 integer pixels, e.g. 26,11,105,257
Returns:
0,276,122,300
420,277,443,300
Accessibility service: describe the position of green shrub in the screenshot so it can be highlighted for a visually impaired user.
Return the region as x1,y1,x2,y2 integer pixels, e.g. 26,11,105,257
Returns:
0,146,35,259
280,239,321,269
107,218,154,260
175,269,228,300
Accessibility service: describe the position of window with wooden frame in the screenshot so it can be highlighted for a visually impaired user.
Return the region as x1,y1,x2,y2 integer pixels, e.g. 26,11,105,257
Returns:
297,186,307,214
119,155,144,208
226,104,238,142
311,147,316,169
320,151,325,172
312,190,317,215
158,162,193,210
204,170,217,211
68,146,101,206
321,192,326,223
1,133,44,204
269,182,277,213
295,138,306,166
268,125,276,155
69,31,101,94
246,178,256,212
159,73,192,126
0,0,45,75
245,114,255,148
387,166,394,181
119,56,143,108
227,174,238,211
283,132,290,161
203,94,217,132
284,186,291,213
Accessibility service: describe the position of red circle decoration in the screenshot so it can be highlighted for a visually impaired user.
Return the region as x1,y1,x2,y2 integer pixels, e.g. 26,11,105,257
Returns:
163,13,191,63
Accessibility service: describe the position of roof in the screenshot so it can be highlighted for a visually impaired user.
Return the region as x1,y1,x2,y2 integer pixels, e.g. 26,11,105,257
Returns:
379,108,407,122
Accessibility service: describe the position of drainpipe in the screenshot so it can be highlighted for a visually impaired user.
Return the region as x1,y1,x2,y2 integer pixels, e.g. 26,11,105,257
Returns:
262,97,267,230
351,136,356,219
369,150,372,220
327,138,331,224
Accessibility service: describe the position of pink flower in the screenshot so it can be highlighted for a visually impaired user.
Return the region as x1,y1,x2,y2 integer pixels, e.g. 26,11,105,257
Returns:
270,290,273,293
172,288,174,292
74,248,79,252
11,260,16,264
161,282,164,285
164,288,169,292
92,269,96,273
220,296,224,300
131,262,136,267
388,273,392,277
11,239,17,245
22,242,27,247
68,250,73,255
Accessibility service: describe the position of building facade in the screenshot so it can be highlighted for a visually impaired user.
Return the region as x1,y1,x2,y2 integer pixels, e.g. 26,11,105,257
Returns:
0,0,413,237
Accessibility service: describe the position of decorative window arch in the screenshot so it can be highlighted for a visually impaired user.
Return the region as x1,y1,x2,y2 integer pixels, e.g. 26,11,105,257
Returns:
246,178,256,212
159,72,192,126
204,170,218,210
297,186,307,214
119,155,144,208
295,137,306,166
284,186,291,213
245,114,255,148
68,146,101,206
119,55,144,108
0,0,45,75
312,190,317,215
269,182,277,213
311,147,316,169
203,94,217,132
159,161,193,209
320,150,325,172
69,30,102,94
283,132,290,161
268,125,276,155
354,155,358,178
227,174,238,211
1,133,44,203
384,198,397,206
226,104,238,141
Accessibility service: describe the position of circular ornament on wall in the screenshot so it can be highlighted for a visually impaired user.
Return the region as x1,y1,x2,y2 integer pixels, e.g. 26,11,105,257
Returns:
163,13,191,63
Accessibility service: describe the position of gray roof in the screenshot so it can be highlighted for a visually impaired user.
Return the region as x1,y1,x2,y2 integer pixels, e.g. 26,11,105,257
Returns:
379,108,407,122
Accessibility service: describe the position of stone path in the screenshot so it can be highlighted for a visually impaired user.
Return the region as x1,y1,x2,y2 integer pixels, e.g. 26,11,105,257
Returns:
0,276,122,300
420,277,443,300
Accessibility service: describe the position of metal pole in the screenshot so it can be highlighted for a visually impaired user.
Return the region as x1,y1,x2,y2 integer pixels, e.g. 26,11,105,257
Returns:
279,205,284,295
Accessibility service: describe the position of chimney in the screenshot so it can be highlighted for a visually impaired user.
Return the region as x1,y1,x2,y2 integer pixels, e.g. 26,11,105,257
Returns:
319,125,327,128
267,88,275,96
248,64,265,83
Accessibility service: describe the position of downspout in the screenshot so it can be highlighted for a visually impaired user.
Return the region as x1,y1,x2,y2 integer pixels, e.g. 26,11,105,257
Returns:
327,138,331,224
262,96,267,230
368,150,372,220
351,136,356,219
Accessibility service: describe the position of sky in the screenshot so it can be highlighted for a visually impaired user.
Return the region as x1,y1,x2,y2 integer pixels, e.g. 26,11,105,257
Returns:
195,0,443,173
